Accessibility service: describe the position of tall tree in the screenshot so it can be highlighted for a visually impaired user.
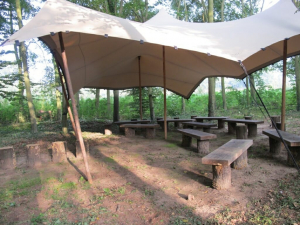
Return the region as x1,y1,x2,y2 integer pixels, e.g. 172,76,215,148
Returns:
16,0,37,133
220,0,226,110
107,89,111,118
148,87,155,121
53,57,62,121
208,0,215,117
95,88,100,118
113,90,119,122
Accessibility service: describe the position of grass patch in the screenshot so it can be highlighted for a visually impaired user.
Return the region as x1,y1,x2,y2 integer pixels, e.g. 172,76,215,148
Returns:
164,143,178,149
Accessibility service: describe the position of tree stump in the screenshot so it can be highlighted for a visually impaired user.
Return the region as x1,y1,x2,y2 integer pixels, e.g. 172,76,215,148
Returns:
287,146,300,167
182,134,192,147
236,125,247,139
270,115,281,128
212,165,231,190
228,122,236,134
104,124,112,135
218,120,225,129
276,122,286,131
0,146,15,169
203,127,211,133
76,140,89,158
269,138,282,155
124,127,135,137
26,144,41,167
145,128,156,139
197,140,209,154
174,117,179,128
52,142,67,163
248,124,258,137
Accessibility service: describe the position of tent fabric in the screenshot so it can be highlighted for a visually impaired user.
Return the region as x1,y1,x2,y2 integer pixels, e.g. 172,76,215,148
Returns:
3,0,300,98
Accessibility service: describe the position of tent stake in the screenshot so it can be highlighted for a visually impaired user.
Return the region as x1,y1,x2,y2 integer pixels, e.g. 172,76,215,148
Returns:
138,56,143,120
58,32,93,184
54,57,78,139
163,46,167,140
281,39,288,130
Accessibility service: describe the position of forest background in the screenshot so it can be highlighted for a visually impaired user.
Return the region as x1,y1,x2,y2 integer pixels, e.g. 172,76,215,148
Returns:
0,0,300,132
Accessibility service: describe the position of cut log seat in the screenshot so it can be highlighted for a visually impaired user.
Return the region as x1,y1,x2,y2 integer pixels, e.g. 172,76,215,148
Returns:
202,139,253,190
263,129,300,166
177,129,217,154
120,124,160,138
182,121,217,133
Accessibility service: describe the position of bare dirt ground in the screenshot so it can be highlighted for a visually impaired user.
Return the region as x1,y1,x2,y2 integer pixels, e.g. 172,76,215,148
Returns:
0,115,300,224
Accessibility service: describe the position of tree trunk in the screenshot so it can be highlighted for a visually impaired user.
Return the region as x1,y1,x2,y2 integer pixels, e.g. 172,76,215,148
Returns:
250,76,256,104
295,56,300,111
113,90,119,122
221,77,227,110
182,97,186,114
119,0,124,16
9,3,25,123
62,93,68,134
53,57,62,121
16,0,37,133
148,87,155,121
246,77,249,107
95,89,100,118
208,0,215,117
75,92,80,118
107,89,111,118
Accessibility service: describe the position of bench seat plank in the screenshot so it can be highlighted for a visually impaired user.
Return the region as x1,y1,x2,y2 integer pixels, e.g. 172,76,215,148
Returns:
114,120,150,125
202,139,253,166
181,122,217,128
177,129,216,140
120,124,160,129
223,119,264,124
263,129,300,147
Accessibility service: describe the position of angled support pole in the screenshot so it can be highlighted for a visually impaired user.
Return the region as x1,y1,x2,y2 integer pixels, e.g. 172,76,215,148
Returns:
163,46,167,140
54,57,78,139
58,32,93,183
138,56,143,120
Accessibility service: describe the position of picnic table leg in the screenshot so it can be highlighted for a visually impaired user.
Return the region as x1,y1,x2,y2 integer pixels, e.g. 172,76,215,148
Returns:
269,138,282,155
287,146,300,167
182,134,192,147
218,120,225,129
145,128,156,139
212,165,231,190
232,151,248,169
248,124,257,137
124,128,135,137
228,122,237,134
197,140,209,154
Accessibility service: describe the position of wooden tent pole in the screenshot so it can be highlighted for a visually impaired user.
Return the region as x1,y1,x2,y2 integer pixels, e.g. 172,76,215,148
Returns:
281,39,288,130
163,46,167,140
58,32,93,184
138,56,143,120
54,57,78,139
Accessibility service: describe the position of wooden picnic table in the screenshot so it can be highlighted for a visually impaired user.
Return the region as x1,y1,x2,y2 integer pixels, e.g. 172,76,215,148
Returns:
223,119,264,137
182,122,217,133
194,117,229,129
157,119,193,130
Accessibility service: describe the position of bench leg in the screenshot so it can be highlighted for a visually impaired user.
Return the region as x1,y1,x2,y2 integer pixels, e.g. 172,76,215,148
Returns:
287,146,300,167
145,128,156,139
228,122,236,134
27,144,41,167
269,138,281,155
212,165,231,190
182,134,192,147
52,141,67,163
0,146,15,169
231,151,248,169
248,124,257,137
197,140,209,154
203,128,211,133
218,120,225,129
125,128,135,137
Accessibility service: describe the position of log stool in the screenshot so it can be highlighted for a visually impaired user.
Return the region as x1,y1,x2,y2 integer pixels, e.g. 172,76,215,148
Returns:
26,144,41,167
0,146,15,169
52,142,67,163
270,115,281,128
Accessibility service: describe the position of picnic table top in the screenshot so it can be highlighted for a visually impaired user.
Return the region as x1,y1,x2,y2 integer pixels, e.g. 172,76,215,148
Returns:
194,117,229,120
263,129,300,147
223,118,264,124
114,120,151,125
177,129,217,140
120,124,160,128
202,139,253,166
157,119,193,122
181,122,217,128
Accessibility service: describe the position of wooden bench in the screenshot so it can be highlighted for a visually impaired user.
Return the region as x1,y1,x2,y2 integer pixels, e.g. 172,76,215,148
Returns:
114,120,151,133
182,122,217,133
157,119,193,130
263,129,300,166
194,117,228,129
120,124,160,138
202,139,253,189
177,129,217,154
223,119,264,137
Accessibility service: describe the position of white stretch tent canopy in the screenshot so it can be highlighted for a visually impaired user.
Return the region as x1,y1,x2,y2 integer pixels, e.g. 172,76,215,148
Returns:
3,0,300,98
